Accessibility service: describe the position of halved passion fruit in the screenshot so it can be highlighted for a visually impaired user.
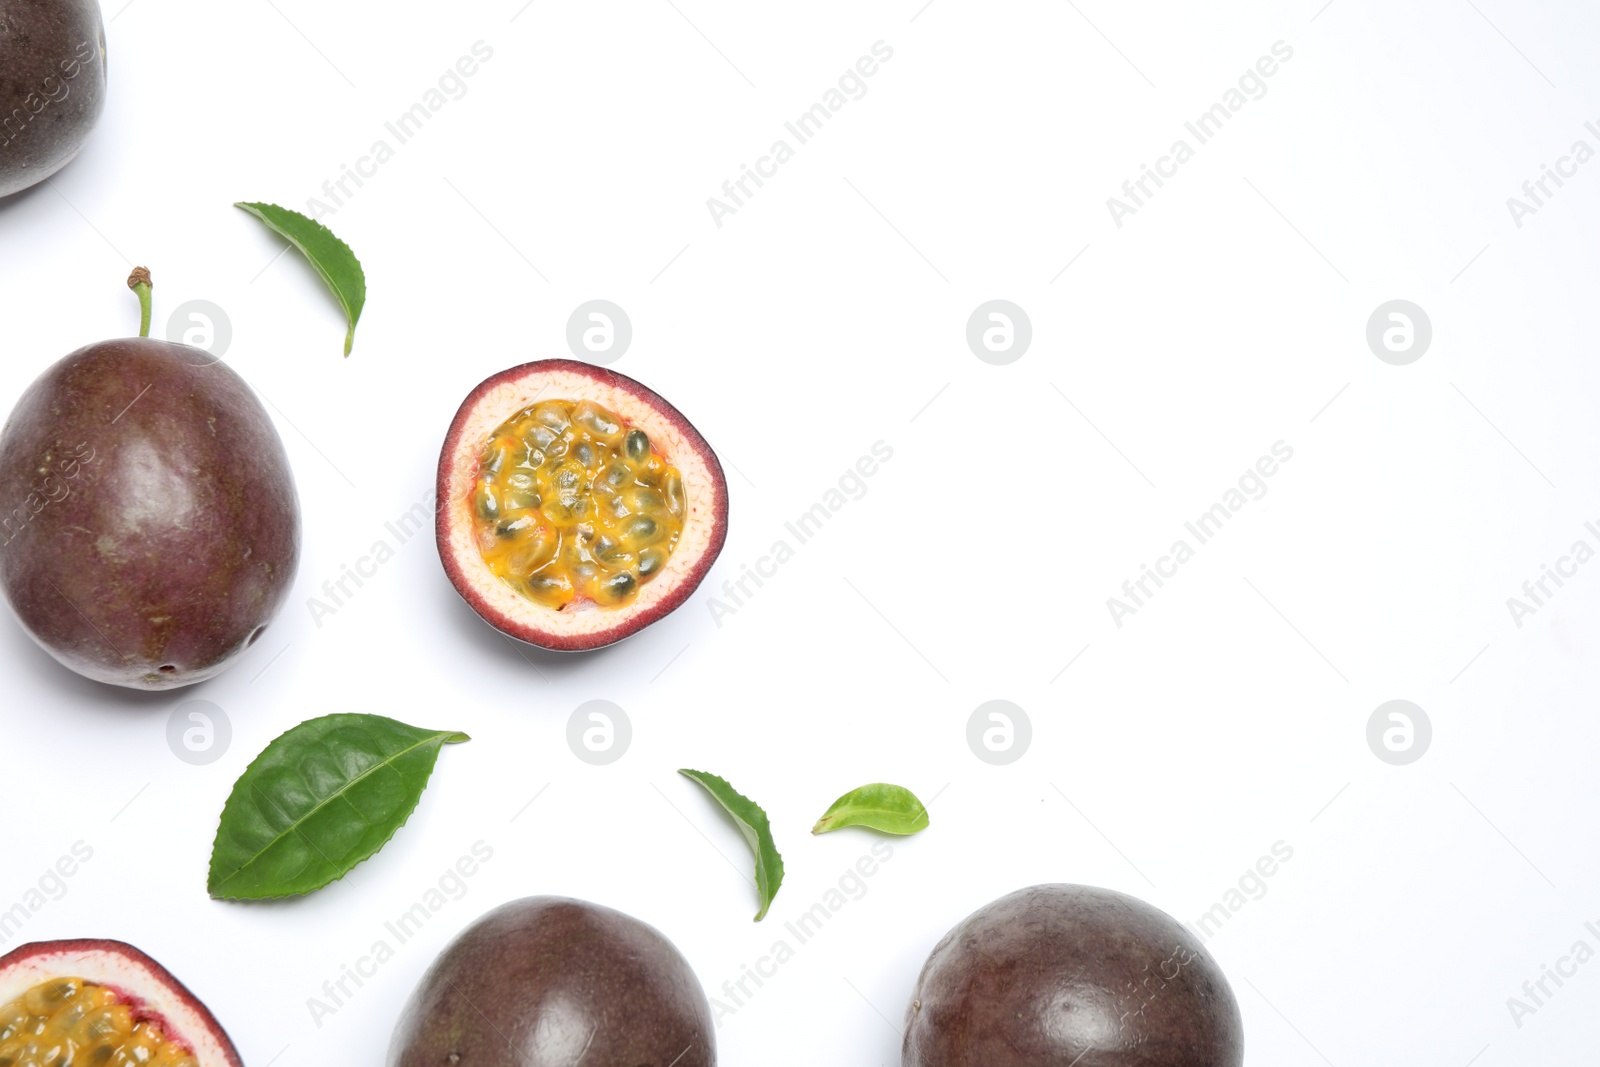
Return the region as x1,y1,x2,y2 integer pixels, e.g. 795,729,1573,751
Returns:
0,940,241,1067
437,360,728,651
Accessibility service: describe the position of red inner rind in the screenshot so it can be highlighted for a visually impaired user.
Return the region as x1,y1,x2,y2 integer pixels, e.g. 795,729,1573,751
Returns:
96,981,192,1054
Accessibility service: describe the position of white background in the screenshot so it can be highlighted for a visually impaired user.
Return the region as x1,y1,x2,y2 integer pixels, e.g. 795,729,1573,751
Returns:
2,1,1599,1064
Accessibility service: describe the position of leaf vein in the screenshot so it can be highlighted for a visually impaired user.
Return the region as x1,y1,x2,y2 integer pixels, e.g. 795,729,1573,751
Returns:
213,732,450,892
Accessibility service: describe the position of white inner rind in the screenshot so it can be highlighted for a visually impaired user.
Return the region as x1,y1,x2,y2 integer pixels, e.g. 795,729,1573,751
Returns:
0,948,234,1065
442,368,723,640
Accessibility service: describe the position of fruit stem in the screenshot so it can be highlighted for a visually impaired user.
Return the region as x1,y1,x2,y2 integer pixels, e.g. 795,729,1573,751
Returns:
127,267,152,338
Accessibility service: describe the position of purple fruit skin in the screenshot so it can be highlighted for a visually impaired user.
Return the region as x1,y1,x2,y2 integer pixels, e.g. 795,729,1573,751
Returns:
0,0,107,198
389,896,716,1067
0,337,300,689
904,884,1245,1067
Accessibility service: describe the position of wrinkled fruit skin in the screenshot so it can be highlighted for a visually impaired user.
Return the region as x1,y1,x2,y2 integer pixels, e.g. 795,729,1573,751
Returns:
0,337,300,689
0,939,243,1066
0,0,107,198
389,896,716,1067
904,884,1244,1067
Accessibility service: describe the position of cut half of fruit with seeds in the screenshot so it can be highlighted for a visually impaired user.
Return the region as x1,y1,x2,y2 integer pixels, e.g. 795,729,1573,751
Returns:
437,360,729,651
0,941,241,1067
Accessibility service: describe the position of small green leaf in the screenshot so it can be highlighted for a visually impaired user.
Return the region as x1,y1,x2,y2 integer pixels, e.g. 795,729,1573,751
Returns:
235,201,367,356
812,782,930,836
208,714,470,900
678,769,785,921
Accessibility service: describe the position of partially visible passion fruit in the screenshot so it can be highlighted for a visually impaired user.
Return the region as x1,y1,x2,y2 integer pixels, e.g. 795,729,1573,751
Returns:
437,360,728,651
0,940,241,1067
387,896,715,1067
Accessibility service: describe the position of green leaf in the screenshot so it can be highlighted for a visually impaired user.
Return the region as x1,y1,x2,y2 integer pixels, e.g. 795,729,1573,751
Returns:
235,201,367,356
208,714,469,900
678,769,785,921
811,782,930,836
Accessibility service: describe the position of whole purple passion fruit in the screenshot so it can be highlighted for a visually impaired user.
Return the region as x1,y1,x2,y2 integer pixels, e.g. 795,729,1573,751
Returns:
904,884,1244,1067
0,269,300,689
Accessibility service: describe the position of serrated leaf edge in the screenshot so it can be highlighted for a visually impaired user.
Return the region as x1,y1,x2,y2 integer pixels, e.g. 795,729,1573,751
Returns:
678,768,785,921
234,201,367,356
208,717,468,901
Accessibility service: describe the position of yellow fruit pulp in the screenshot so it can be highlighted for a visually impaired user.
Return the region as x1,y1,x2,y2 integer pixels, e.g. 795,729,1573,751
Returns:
0,977,196,1067
471,398,686,609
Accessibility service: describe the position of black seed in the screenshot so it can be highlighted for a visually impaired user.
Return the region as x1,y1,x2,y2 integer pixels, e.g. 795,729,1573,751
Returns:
628,516,658,542
625,429,650,462
497,516,535,539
